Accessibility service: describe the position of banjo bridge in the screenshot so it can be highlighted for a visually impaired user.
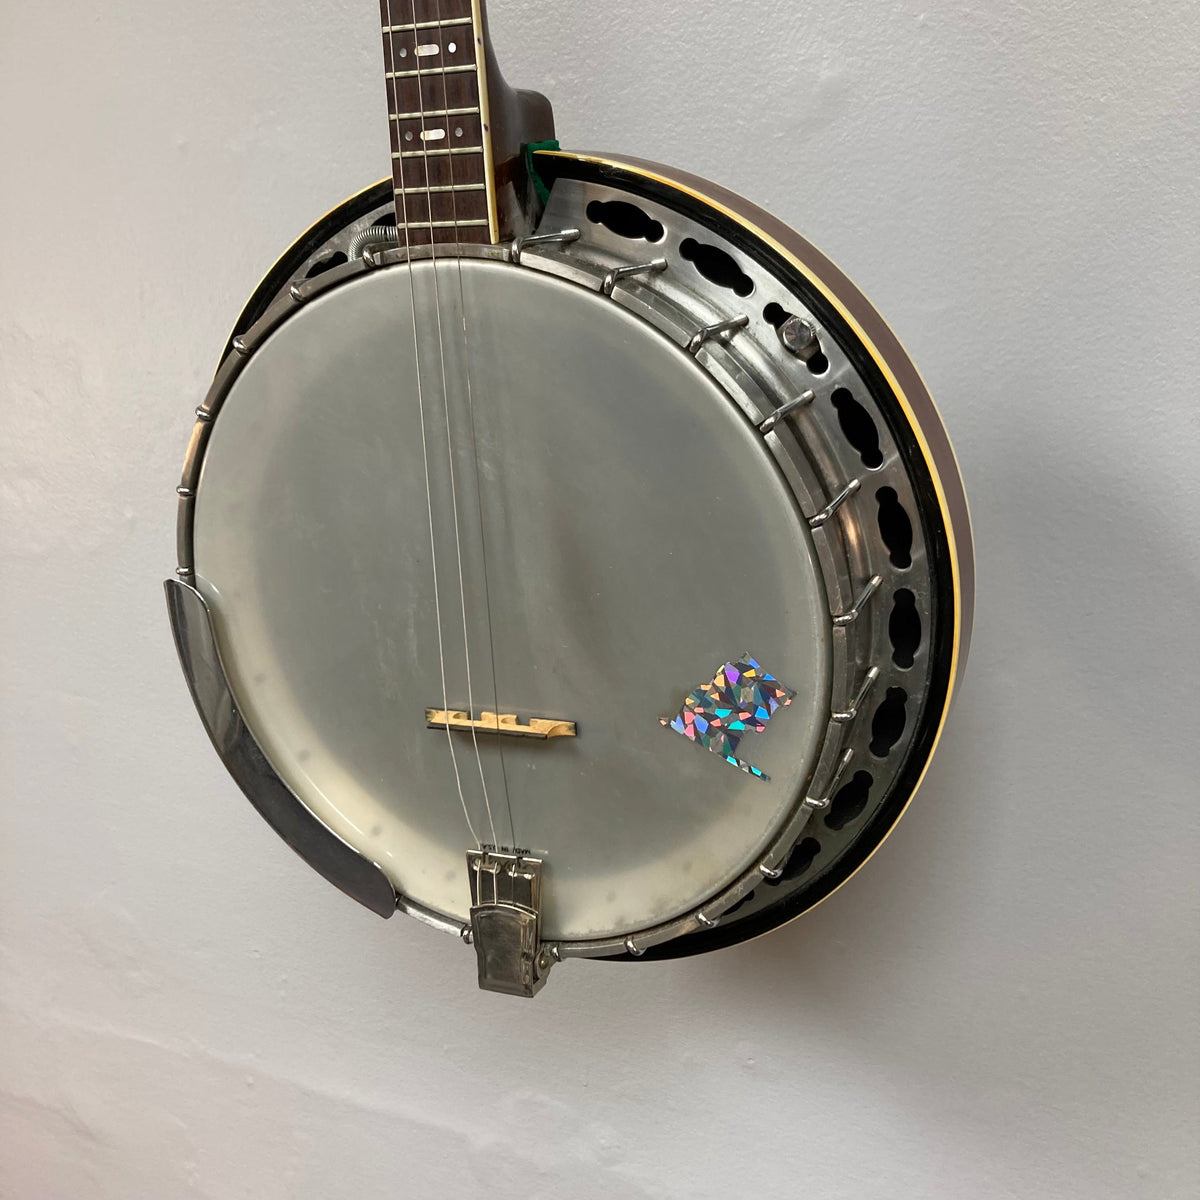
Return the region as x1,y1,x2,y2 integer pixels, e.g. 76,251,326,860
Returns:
426,708,577,740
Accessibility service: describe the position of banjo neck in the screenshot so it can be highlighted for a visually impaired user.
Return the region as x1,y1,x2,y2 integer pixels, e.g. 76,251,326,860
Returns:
380,0,554,246
381,0,497,244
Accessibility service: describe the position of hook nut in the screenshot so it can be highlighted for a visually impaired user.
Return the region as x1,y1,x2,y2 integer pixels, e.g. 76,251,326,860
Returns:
779,316,819,360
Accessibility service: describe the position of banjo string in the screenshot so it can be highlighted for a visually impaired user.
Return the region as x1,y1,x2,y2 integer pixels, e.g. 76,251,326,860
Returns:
435,0,518,851
385,0,479,848
413,0,500,849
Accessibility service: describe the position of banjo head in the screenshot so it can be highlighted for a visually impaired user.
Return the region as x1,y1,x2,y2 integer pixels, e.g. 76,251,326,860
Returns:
192,259,832,942
170,152,973,973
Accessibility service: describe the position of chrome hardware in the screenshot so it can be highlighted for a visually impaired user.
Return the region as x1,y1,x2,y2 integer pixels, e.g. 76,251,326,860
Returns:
625,937,645,957
467,850,553,998
195,406,213,422
288,282,305,303
601,258,668,297
833,667,881,724
511,227,581,265
394,184,488,196
759,862,784,880
391,106,481,121
696,910,720,928
687,315,749,355
387,64,477,80
364,240,511,271
381,16,473,34
393,146,486,159
778,315,821,360
758,389,815,435
833,575,884,627
387,218,489,229
176,485,195,498
395,893,479,939
808,478,862,529
349,224,398,263
163,579,398,918
805,748,855,811
231,335,250,357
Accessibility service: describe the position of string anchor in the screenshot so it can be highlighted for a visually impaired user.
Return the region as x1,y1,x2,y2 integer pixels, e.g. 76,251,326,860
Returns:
467,850,553,998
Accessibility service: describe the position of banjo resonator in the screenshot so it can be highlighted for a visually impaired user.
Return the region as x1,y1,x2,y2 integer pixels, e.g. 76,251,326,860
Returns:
166,0,974,997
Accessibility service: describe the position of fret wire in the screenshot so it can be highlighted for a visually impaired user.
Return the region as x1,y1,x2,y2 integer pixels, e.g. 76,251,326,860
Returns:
395,183,486,194
387,64,477,79
382,16,473,33
398,219,489,228
393,61,476,72
391,106,479,120
393,146,484,158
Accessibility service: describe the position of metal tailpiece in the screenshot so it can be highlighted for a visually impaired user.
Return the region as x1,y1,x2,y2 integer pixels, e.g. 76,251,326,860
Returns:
467,850,554,997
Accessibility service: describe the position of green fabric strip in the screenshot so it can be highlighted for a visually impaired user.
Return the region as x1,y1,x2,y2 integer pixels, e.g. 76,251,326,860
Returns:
524,139,561,205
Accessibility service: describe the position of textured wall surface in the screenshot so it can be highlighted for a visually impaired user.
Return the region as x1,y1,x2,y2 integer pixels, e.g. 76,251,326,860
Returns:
2,1,1198,1197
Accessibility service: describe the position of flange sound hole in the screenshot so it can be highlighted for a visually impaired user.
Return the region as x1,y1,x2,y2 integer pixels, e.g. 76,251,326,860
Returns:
889,589,922,668
764,837,821,885
305,251,348,279
832,388,883,468
586,199,665,243
724,889,757,916
869,688,908,758
877,488,914,568
680,238,754,297
824,771,873,831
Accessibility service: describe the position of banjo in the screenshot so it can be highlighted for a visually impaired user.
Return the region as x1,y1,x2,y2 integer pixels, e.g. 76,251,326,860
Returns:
167,0,975,997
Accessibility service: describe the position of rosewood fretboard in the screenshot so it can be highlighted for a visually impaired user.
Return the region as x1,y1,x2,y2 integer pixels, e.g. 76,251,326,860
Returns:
379,0,497,245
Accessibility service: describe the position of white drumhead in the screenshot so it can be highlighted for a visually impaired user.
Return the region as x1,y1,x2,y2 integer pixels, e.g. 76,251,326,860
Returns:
193,259,831,941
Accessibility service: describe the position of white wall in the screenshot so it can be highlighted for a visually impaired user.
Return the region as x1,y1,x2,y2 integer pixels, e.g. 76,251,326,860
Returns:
2,1,1197,1196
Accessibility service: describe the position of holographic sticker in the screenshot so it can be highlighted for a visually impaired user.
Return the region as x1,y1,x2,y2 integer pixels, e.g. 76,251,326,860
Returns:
661,656,796,782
